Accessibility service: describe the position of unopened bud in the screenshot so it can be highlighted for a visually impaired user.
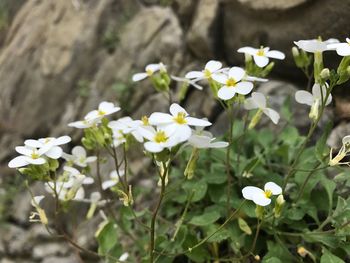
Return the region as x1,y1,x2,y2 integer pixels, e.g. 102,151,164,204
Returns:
274,194,285,218
309,99,320,121
297,246,308,257
184,148,199,179
292,47,300,58
320,68,330,80
276,194,285,205
254,255,261,261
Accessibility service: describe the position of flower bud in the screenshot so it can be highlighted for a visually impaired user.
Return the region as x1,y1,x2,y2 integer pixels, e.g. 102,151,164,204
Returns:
297,246,308,257
274,194,285,218
292,47,300,58
309,99,320,122
320,68,330,80
254,255,261,261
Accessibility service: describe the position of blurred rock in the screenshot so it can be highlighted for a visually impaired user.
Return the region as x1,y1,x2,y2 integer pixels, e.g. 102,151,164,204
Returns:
172,0,198,28
334,95,350,121
327,122,350,149
41,255,80,263
237,0,309,10
186,0,219,58
33,243,69,259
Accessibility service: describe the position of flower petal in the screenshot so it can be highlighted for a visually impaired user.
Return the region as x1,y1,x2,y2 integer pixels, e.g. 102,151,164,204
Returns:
336,44,350,56
45,146,63,159
54,135,71,146
295,90,314,106
262,108,280,124
209,141,229,148
205,60,222,72
72,146,86,158
244,98,258,110
212,73,227,84
264,182,282,195
266,50,285,60
144,141,164,153
242,186,264,200
235,82,254,95
8,156,29,168
186,117,211,127
146,63,161,72
15,146,33,156
24,139,42,148
253,194,271,206
251,92,266,108
149,113,173,125
253,55,269,68
169,103,188,117
132,73,148,82
185,71,204,79
218,86,236,100
26,157,46,165
237,47,257,56
102,180,118,190
228,67,245,81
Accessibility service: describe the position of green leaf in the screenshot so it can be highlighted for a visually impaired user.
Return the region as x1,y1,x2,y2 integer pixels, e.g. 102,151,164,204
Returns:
320,177,336,208
315,122,332,162
96,221,118,256
263,257,282,263
189,210,221,226
238,217,252,235
320,249,345,263
182,179,207,202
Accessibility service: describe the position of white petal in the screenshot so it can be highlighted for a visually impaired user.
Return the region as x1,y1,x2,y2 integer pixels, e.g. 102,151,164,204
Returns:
253,55,269,68
218,86,236,100
228,67,245,81
26,157,46,165
54,136,71,146
251,92,266,108
8,156,29,168
45,146,63,159
242,186,264,200
235,82,254,95
264,182,282,195
266,50,285,60
119,252,129,262
24,139,43,148
245,76,268,82
132,73,148,82
244,98,258,110
172,125,192,142
188,135,211,148
295,90,314,106
325,93,332,106
137,126,156,141
337,44,350,56
85,156,97,163
253,194,271,206
205,60,222,72
149,113,173,125
263,108,280,124
15,146,33,156
294,40,327,53
33,195,45,206
72,146,86,158
83,177,94,185
74,187,85,200
185,71,204,79
186,117,211,127
144,141,164,153
212,73,228,84
209,141,229,148
102,180,117,190
237,47,257,56
146,63,161,72
68,120,93,129
169,103,188,117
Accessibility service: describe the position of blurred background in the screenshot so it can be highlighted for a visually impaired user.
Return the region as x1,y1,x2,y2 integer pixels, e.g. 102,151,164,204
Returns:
0,0,349,262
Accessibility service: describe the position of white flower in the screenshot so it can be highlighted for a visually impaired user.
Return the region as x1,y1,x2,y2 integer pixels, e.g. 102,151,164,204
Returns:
24,135,71,159
212,67,254,100
295,83,332,106
171,75,204,90
119,252,129,262
102,170,125,190
294,38,339,53
138,126,180,153
237,46,285,67
132,63,166,82
149,103,211,142
62,146,97,167
68,101,120,129
244,92,280,124
188,129,229,149
242,182,282,206
185,60,223,80
8,146,47,168
327,38,350,56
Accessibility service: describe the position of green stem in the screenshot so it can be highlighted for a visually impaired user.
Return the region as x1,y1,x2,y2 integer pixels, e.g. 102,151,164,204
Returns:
226,106,234,216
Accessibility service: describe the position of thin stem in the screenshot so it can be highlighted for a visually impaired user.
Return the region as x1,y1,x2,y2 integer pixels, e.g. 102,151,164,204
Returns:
149,162,168,263
226,106,234,216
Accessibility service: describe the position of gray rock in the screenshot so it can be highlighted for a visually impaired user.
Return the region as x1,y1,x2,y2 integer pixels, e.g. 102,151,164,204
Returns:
237,0,309,10
327,122,350,149
186,0,219,58
41,255,80,263
33,243,70,259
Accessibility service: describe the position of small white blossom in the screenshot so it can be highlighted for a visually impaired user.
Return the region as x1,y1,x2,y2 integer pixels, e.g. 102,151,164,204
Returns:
188,129,228,149
68,101,120,129
149,103,211,142
102,170,125,190
237,46,285,67
327,38,350,56
294,38,339,53
138,127,180,153
132,63,166,82
25,135,71,159
9,146,47,168
212,67,254,100
62,146,97,167
242,182,282,206
295,83,332,106
244,92,280,124
185,60,223,81
119,252,129,262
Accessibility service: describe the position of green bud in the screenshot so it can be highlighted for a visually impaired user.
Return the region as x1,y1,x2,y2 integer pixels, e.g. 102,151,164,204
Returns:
184,148,199,179
273,194,285,218
320,68,330,80
255,205,264,219
292,47,300,58
309,99,320,122
248,109,263,130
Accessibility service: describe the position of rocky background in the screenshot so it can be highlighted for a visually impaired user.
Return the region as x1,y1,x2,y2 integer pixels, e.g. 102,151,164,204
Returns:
0,0,350,262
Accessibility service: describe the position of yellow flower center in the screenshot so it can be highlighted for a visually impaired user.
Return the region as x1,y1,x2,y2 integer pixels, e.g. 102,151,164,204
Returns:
173,112,187,124
98,110,106,116
257,49,265,56
154,131,168,143
204,69,212,78
264,190,272,198
226,78,237,87
31,152,40,159
142,116,150,126
146,69,153,76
